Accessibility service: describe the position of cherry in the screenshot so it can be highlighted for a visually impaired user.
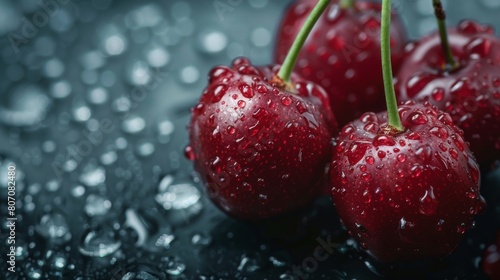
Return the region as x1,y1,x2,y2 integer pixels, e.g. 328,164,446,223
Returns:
275,0,407,125
330,0,484,262
331,101,484,262
395,2,500,164
483,231,500,279
187,60,336,220
187,0,338,221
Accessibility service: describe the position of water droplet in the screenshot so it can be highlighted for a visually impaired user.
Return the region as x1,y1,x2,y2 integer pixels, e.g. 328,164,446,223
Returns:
363,189,372,204
122,115,146,134
103,34,127,56
366,156,375,165
79,164,106,187
361,173,372,181
397,154,407,163
72,105,92,123
80,50,106,70
155,232,176,250
197,29,228,54
42,140,57,153
116,137,128,150
128,60,155,86
46,179,61,192
136,141,155,157
239,84,254,98
146,46,170,67
237,255,260,272
111,96,132,113
36,213,72,244
100,150,118,166
183,145,195,161
449,148,459,159
79,225,122,257
251,27,272,47
179,65,200,85
191,232,212,246
431,88,445,102
429,126,449,139
373,135,396,147
408,111,428,125
87,87,109,105
25,263,43,279
50,80,72,99
157,119,175,143
165,257,186,276
85,194,112,217
71,185,86,198
238,100,246,108
419,187,438,215
457,223,468,234
49,251,68,269
347,142,370,165
44,58,65,78
377,150,386,159
0,85,51,127
281,96,292,106
155,183,201,211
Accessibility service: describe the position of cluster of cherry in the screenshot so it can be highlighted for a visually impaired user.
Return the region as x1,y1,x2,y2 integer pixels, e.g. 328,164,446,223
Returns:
186,0,499,276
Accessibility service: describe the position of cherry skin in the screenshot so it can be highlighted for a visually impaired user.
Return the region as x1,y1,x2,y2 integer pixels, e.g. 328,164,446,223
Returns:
275,0,407,126
483,231,500,280
330,101,484,262
187,57,338,221
395,20,500,164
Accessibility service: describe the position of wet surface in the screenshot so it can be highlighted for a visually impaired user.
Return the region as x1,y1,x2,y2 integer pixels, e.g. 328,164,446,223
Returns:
0,0,499,279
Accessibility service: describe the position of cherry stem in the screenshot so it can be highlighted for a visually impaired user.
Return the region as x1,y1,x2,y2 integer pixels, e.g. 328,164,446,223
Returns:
277,0,330,84
381,0,404,132
433,0,459,70
340,0,354,9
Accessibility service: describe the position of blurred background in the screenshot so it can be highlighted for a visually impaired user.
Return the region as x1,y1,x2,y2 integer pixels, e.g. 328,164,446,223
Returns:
0,0,499,279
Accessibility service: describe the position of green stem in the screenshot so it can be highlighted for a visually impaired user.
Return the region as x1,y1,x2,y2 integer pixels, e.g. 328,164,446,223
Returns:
433,0,459,70
381,0,404,132
277,0,331,84
340,0,354,9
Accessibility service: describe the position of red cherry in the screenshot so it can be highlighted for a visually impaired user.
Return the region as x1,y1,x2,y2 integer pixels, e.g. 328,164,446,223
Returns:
330,101,484,262
188,58,338,221
483,231,500,279
275,0,407,125
396,20,500,164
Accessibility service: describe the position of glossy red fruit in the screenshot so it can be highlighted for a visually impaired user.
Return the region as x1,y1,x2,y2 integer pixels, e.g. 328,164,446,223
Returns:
483,231,500,279
330,101,484,262
187,57,338,221
396,20,500,164
275,0,407,126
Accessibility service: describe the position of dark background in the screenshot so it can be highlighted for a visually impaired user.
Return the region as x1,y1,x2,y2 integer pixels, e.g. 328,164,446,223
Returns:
0,0,499,279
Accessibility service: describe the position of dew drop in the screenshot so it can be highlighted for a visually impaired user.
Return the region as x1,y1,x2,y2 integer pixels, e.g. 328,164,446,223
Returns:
79,225,122,257
79,164,106,187
419,187,438,215
238,100,246,108
429,126,449,139
431,88,445,102
165,257,186,275
408,111,428,125
197,29,228,54
122,115,146,134
347,142,370,165
373,135,396,147
281,96,292,106
397,154,407,163
85,194,112,217
36,213,72,244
